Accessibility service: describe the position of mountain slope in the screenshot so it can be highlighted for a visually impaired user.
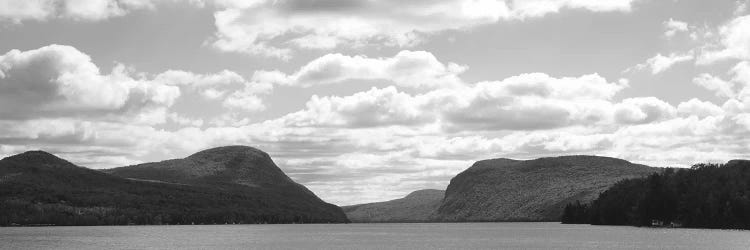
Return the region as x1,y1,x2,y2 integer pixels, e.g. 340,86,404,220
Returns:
0,147,348,226
343,189,445,222
106,146,294,187
435,155,660,222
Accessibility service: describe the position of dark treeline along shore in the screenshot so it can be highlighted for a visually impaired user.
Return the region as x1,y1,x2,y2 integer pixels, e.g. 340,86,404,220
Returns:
562,160,750,230
1,144,749,230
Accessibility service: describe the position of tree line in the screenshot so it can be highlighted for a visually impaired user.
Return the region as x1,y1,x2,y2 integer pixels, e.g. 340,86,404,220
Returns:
562,160,750,229
0,167,345,226
0,198,326,226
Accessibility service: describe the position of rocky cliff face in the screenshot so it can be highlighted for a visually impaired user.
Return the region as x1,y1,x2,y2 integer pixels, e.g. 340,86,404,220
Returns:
0,146,349,226
343,189,445,222
435,155,660,222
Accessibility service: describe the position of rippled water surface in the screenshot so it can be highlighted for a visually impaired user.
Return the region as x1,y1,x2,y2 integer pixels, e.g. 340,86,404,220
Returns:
1,222,749,249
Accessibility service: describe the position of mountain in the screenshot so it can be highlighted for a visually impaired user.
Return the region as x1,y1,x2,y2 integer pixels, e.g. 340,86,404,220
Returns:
0,146,348,226
435,155,660,222
343,189,445,223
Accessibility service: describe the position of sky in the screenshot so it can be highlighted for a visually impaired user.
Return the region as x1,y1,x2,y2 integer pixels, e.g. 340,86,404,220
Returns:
1,0,750,206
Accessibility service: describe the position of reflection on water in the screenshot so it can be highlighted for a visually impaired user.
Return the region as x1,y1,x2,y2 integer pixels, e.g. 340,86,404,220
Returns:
1,222,749,250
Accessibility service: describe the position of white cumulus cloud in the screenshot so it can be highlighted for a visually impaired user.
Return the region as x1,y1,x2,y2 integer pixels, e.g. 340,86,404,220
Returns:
663,18,689,38
0,44,180,122
252,50,466,90
698,15,750,64
629,52,694,74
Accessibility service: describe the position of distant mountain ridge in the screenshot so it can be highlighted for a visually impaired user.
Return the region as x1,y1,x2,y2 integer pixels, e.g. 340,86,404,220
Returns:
343,189,444,222
0,146,348,226
435,155,660,221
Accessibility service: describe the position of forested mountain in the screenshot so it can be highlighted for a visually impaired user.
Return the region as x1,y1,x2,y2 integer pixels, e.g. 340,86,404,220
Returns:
562,160,750,229
0,147,349,226
106,146,297,188
436,156,659,221
343,189,444,222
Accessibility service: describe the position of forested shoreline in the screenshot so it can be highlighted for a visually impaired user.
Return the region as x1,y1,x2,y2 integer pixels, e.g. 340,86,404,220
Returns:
562,160,750,229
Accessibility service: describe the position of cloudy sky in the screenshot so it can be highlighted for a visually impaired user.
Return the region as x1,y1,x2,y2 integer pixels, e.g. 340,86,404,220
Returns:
1,0,750,205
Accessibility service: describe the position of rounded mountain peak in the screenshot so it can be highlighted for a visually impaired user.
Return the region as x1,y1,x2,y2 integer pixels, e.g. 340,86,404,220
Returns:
108,145,294,188
181,145,292,186
525,155,635,168
186,145,269,162
405,189,445,199
3,150,75,167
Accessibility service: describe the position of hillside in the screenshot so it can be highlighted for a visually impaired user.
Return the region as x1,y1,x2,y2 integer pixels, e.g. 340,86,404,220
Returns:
106,146,307,190
564,160,750,229
435,155,660,222
0,147,349,226
343,189,445,223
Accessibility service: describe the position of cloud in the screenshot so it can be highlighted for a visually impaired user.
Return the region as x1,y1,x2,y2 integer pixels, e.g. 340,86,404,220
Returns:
0,116,186,167
277,72,627,131
156,69,246,99
167,112,204,127
438,73,626,131
209,0,511,58
0,0,213,23
729,61,750,105
693,73,736,98
698,15,750,64
154,69,272,112
693,61,750,100
252,50,466,90
209,0,642,58
281,86,431,128
0,43,273,128
628,52,694,74
677,98,725,118
0,44,180,122
0,0,56,22
663,18,689,38
1,0,644,59
509,0,638,19
610,115,742,165
613,97,676,124
0,118,97,145
266,50,629,132
0,0,163,22
410,131,614,161
738,0,749,15
222,87,270,112
732,61,750,88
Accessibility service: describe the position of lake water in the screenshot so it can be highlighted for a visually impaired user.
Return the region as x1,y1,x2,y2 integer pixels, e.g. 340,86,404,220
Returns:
1,222,749,249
